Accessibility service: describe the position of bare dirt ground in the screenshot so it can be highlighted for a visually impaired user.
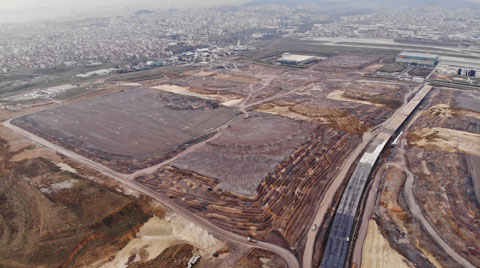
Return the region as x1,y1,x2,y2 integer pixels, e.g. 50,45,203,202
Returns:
151,84,245,107
0,114,238,268
233,249,287,268
2,53,417,266
327,90,385,107
372,88,480,268
172,112,316,195
100,214,227,268
138,125,362,258
314,54,380,69
408,127,480,156
361,220,413,268
0,137,152,268
11,88,237,173
378,64,407,73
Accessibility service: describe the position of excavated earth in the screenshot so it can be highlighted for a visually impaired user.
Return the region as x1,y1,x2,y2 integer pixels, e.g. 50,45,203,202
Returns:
11,88,237,173
0,138,153,268
7,54,416,263
374,88,480,268
172,112,317,195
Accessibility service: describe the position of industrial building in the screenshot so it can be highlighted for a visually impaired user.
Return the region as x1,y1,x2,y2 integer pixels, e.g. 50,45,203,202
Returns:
437,56,479,77
278,53,317,66
395,52,439,68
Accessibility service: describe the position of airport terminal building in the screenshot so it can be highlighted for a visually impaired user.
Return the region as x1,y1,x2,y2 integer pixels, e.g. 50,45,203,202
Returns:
437,56,479,77
395,52,439,68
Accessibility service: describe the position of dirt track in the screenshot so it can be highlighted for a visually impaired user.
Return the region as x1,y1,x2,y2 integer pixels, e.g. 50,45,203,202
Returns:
391,140,475,268
3,59,417,268
3,117,300,268
375,96,476,268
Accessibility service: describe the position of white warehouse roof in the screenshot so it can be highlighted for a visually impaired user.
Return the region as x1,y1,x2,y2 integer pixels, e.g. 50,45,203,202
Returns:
438,56,480,69
279,54,316,63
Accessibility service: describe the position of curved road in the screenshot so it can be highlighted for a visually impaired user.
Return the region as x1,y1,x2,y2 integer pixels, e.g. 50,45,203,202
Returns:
390,139,475,268
3,118,300,268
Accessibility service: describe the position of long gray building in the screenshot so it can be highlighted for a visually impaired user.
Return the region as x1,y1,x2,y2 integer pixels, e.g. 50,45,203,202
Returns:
437,56,479,77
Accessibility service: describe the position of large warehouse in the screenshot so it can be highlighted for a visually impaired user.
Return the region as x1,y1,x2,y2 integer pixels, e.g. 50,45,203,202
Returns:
437,56,479,77
278,53,317,66
395,52,439,68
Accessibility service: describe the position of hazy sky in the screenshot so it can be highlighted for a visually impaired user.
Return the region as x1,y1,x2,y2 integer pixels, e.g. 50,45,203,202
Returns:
0,0,249,10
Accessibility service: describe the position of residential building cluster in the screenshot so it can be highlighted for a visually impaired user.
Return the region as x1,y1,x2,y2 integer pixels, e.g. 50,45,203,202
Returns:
0,5,479,72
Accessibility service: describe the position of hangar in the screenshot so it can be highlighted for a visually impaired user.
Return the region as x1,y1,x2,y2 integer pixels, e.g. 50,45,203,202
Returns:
395,52,439,68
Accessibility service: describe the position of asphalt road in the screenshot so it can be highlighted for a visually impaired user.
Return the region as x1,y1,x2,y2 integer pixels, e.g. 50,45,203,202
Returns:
303,83,421,268
351,87,475,268
319,85,432,268
302,130,377,268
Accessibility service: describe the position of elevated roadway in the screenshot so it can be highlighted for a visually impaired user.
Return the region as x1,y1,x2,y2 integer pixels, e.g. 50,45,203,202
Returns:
320,85,432,268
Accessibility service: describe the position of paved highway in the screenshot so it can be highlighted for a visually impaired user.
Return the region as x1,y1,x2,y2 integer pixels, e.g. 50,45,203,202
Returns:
388,108,475,268
302,82,418,268
320,85,432,268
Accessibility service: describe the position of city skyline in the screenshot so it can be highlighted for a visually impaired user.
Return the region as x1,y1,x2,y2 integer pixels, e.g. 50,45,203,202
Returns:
0,0,250,10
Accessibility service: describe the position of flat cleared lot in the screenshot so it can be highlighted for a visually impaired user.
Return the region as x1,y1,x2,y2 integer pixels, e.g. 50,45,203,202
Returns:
12,88,237,173
172,112,316,195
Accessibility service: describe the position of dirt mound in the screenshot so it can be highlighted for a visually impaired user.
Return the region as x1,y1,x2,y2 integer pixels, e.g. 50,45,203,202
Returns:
0,147,151,268
378,64,406,73
102,214,226,268
342,90,402,109
327,90,402,109
172,113,316,195
12,88,237,173
233,249,286,268
408,127,480,156
362,220,413,268
290,104,371,134
128,244,194,268
13,157,60,177
255,102,370,134
422,104,480,119
158,92,220,110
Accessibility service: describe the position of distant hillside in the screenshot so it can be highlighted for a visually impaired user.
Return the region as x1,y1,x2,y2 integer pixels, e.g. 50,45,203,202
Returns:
135,10,154,15
244,0,480,9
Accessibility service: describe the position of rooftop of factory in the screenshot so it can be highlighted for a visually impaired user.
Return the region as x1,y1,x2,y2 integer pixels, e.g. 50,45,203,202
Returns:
278,54,317,62
397,52,439,59
438,56,480,69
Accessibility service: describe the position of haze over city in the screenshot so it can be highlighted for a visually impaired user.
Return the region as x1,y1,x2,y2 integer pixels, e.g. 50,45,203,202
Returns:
1,0,251,10
0,0,479,268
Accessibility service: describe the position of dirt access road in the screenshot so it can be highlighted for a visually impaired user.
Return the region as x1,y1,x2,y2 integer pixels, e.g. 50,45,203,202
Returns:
390,138,475,268
3,117,300,268
351,86,474,268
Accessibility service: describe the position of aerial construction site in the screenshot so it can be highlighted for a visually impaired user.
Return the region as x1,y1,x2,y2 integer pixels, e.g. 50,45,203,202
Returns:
1,44,479,268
